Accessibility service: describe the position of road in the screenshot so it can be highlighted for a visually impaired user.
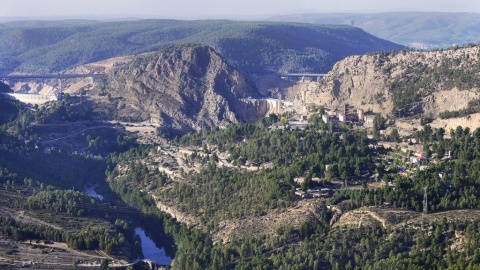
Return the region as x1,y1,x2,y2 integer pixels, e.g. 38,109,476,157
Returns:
40,125,109,143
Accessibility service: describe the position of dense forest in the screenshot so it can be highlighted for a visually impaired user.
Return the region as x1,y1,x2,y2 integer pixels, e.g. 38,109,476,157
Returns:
0,94,166,263
108,119,372,231
0,19,404,74
319,123,480,214
6,68,480,268
104,117,480,269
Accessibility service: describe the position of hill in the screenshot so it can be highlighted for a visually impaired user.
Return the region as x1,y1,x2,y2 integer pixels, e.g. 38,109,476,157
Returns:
307,45,480,116
90,45,257,136
0,19,405,74
6,69,480,268
269,12,480,49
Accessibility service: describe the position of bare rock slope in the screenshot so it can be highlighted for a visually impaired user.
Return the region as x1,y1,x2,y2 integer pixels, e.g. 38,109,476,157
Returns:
308,46,480,116
93,45,257,135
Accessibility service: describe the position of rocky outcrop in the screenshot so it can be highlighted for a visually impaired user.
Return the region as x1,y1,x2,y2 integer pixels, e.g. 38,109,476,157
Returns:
308,46,480,116
93,45,258,135
151,194,200,227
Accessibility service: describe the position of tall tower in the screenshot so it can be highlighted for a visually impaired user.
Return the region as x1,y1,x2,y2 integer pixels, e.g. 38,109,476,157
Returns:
58,78,63,93
343,103,353,116
301,89,307,103
358,109,364,122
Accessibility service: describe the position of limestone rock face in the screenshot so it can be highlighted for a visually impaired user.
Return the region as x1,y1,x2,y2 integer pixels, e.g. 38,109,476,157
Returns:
94,45,257,135
308,46,480,116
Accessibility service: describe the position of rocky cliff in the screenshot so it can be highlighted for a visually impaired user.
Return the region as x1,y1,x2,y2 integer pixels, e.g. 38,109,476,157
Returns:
308,45,480,116
92,45,258,135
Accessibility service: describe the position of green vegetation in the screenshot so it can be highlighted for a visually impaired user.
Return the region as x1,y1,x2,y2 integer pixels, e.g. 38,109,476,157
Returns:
0,19,404,74
0,217,124,252
181,121,371,177
219,216,480,269
166,123,370,222
23,189,102,216
0,95,22,125
4,37,480,268
0,82,11,93
6,86,480,268
270,12,480,49
106,152,209,268
104,119,480,269
101,119,373,268
0,94,156,260
0,164,128,254
384,49,480,114
328,124,480,211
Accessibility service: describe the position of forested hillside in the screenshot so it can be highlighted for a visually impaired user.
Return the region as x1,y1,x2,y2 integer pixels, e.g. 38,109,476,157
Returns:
0,91,195,266
269,12,480,49
4,14,480,270
107,114,480,269
0,95,134,261
0,19,404,74
6,75,480,268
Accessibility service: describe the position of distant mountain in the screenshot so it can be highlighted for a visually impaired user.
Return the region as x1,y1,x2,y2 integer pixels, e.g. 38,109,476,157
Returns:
268,12,480,49
0,19,404,74
91,45,257,136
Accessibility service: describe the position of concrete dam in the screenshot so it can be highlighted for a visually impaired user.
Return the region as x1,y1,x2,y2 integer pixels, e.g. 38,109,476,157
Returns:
238,98,283,122
2,93,58,105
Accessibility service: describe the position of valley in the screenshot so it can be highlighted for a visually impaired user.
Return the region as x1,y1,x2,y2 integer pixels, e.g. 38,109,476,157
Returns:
1,13,480,270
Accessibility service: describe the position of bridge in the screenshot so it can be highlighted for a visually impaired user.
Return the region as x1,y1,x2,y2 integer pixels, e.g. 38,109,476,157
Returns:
0,73,106,92
277,73,327,77
277,73,326,81
0,73,105,80
248,72,326,81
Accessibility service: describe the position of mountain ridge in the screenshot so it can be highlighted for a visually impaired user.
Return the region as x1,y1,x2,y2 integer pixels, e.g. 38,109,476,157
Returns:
0,19,405,74
268,12,480,49
90,45,257,136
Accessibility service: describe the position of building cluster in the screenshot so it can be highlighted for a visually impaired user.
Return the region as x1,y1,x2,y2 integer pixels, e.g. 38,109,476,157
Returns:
294,188,333,199
378,143,455,189
321,104,376,127
293,177,334,198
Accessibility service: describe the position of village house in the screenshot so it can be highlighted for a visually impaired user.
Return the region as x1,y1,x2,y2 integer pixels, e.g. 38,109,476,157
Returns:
294,189,310,198
363,114,376,127
294,177,305,185
410,156,420,166
414,152,427,160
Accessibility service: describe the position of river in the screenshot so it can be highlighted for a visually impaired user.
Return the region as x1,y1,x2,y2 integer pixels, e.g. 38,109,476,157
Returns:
135,227,172,265
83,186,172,265
83,185,104,201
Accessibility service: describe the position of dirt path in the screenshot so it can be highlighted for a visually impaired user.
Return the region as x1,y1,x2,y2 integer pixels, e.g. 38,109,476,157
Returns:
41,126,108,143
32,120,93,127
0,206,63,231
